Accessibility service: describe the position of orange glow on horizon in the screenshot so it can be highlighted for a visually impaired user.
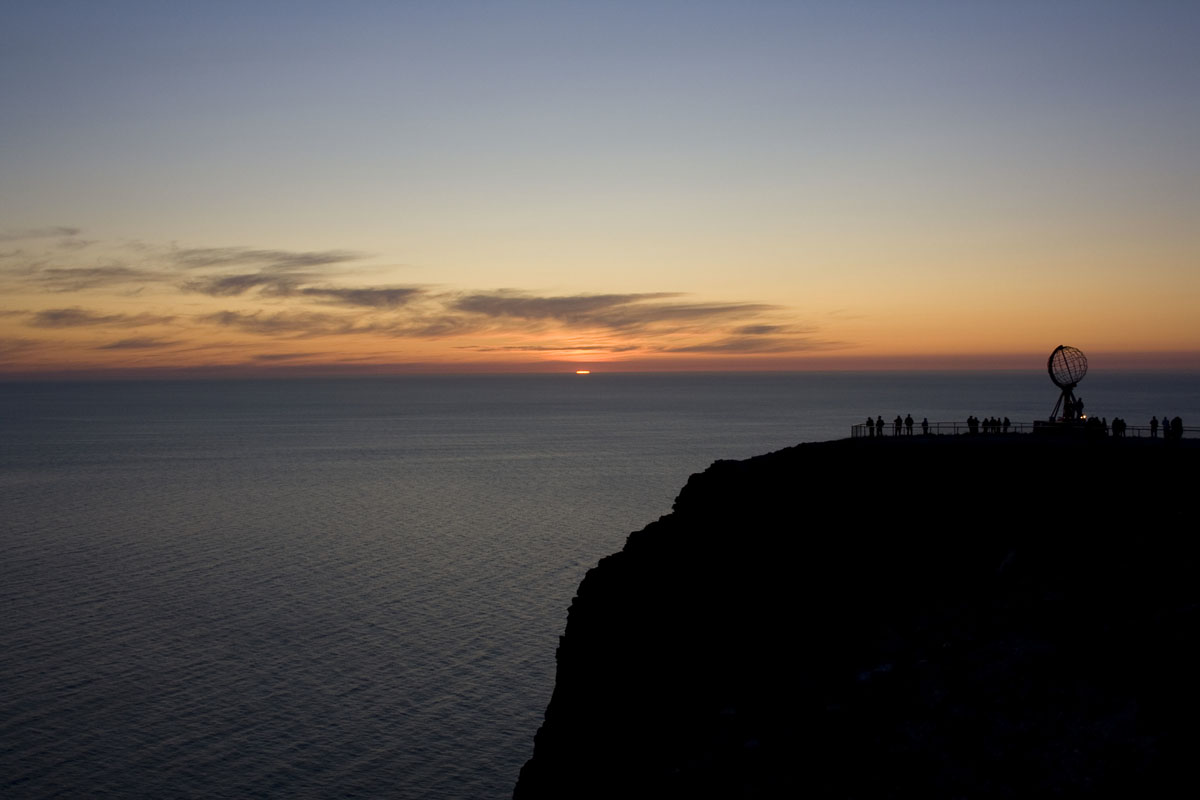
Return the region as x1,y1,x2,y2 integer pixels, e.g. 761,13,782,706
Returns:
2,235,1198,378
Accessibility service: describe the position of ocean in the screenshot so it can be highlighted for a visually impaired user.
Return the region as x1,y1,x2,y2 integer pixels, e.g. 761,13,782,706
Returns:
2,371,1197,799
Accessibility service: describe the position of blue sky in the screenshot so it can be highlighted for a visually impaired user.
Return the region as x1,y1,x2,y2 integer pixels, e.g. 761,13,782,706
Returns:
3,1,1198,374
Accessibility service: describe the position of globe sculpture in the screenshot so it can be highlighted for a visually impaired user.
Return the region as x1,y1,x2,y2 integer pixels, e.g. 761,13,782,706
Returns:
1048,345,1087,421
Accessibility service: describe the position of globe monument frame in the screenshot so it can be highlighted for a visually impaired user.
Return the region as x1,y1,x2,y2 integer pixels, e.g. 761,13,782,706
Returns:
1048,345,1088,421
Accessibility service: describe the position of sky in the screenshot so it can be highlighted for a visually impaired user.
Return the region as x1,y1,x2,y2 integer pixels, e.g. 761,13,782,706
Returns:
2,0,1198,376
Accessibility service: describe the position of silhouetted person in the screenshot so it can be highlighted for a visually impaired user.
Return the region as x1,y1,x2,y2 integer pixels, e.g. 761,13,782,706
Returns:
866,416,875,437
905,414,913,435
1172,416,1183,441
893,415,902,436
1002,416,1010,434
921,417,929,435
875,416,884,437
1150,416,1159,438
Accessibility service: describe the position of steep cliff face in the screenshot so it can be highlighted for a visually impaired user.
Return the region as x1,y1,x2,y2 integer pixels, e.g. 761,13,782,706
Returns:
515,435,1199,799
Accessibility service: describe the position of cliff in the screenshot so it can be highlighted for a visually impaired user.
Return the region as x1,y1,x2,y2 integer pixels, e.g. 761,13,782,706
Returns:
515,434,1199,798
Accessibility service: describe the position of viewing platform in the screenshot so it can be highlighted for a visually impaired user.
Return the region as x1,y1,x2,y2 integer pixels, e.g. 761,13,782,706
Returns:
851,346,1195,441
850,420,1197,439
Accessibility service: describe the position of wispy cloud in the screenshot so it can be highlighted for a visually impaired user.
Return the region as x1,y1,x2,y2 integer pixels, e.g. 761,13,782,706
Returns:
252,352,322,361
0,337,48,358
384,315,488,338
56,237,95,251
0,227,81,242
451,291,776,332
169,247,365,270
1,233,846,367
197,306,485,339
452,291,678,322
27,307,176,328
36,266,173,292
663,336,845,353
181,275,425,305
95,337,182,350
181,272,308,297
193,287,824,356
459,344,642,353
171,243,420,308
198,310,369,337
732,324,788,335
299,286,425,309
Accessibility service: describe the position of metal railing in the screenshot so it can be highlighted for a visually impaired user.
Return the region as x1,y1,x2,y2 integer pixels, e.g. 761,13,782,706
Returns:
851,421,1197,439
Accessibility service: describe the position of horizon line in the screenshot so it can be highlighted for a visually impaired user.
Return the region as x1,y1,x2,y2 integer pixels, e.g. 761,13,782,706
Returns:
3,350,1200,382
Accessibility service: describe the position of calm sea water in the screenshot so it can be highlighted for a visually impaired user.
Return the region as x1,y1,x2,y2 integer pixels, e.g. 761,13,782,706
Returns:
2,371,1197,799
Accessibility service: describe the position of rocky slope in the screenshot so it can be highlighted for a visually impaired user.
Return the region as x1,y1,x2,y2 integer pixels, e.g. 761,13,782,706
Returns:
515,434,1199,798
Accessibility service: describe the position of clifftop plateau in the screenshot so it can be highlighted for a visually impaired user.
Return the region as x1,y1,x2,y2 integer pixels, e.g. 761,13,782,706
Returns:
516,434,1199,798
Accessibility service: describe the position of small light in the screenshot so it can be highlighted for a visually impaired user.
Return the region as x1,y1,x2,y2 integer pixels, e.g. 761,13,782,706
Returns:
575,370,591,374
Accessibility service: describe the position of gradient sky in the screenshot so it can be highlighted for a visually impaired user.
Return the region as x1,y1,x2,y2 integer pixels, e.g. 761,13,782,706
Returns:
2,0,1198,375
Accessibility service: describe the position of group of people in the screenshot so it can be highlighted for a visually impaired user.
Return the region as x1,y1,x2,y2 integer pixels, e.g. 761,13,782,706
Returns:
1150,415,1185,441
864,414,928,436
966,415,1010,434
1087,415,1184,439
1062,396,1085,420
862,413,1187,439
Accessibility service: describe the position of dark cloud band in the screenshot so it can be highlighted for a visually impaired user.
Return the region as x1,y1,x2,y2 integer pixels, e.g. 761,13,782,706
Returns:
27,307,176,328
96,337,181,350
170,247,365,270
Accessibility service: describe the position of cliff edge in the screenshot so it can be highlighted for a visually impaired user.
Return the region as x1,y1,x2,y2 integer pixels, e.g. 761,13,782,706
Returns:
515,435,1199,798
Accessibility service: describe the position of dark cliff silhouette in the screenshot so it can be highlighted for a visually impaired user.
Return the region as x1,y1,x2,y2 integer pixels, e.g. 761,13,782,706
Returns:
515,435,1199,798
